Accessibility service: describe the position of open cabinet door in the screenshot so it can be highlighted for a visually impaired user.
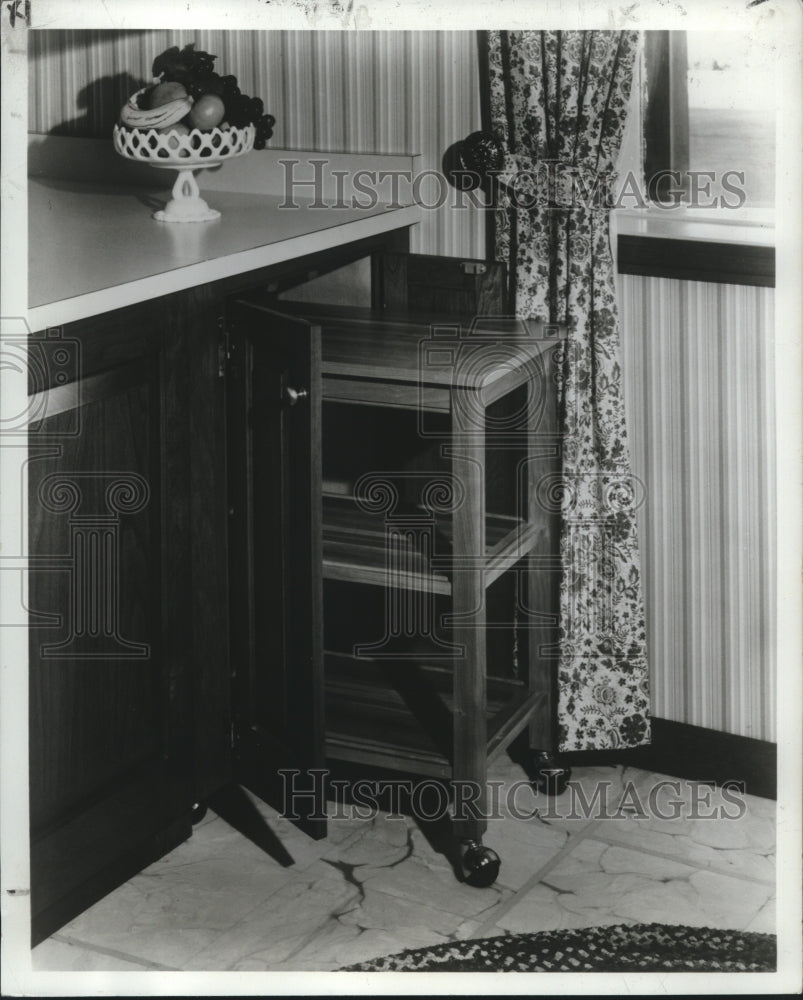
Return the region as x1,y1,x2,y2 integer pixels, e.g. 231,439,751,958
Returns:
225,298,326,840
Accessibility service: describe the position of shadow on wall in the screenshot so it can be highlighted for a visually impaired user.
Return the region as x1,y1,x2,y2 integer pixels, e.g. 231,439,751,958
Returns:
48,72,148,137
30,70,185,191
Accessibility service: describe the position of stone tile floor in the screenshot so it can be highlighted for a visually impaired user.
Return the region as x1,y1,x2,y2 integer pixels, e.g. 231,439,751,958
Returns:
32,760,776,972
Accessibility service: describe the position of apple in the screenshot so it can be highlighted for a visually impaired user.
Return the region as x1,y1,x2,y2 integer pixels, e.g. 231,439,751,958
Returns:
149,81,189,109
187,93,226,131
157,121,191,156
157,121,190,135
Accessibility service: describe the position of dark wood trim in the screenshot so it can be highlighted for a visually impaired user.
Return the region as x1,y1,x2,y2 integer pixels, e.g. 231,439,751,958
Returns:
644,31,671,200
32,814,189,947
557,717,776,800
210,227,415,303
31,763,190,945
476,29,499,268
617,234,775,287
476,30,492,136
370,226,411,311
184,285,233,802
644,31,689,203
28,358,153,420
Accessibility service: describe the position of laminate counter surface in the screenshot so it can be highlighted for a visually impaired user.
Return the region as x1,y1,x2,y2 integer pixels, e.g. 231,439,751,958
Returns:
28,177,420,329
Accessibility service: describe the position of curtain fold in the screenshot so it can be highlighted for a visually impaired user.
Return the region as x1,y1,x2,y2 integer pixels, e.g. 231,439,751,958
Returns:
485,30,651,751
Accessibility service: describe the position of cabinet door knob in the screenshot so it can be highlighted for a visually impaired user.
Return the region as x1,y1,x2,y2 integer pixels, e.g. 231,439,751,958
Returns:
283,385,309,407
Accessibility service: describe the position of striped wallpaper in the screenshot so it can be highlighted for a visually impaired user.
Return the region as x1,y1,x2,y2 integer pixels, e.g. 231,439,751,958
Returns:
28,28,484,258
28,30,777,742
619,274,777,742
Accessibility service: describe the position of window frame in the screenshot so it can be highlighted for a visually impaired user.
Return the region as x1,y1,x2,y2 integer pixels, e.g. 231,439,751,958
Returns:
622,30,776,286
642,29,775,214
643,31,690,204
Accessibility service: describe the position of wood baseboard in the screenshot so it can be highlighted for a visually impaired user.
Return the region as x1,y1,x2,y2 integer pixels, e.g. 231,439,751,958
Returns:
558,717,776,800
32,815,191,947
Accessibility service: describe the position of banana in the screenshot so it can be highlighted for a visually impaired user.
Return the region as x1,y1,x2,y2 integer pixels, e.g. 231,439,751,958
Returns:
119,91,194,131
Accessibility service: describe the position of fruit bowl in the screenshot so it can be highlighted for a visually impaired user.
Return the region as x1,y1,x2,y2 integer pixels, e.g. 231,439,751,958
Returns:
113,42,275,223
113,121,255,169
113,87,255,222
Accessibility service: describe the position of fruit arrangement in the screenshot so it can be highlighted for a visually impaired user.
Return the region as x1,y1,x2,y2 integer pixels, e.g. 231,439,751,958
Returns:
118,43,275,150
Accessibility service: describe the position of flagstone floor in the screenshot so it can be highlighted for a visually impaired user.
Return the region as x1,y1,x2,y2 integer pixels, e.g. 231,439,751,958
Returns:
31,760,775,972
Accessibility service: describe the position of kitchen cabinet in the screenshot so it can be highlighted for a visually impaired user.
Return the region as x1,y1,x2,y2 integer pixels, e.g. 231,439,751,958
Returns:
26,196,412,943
26,178,565,939
225,303,325,840
28,292,195,944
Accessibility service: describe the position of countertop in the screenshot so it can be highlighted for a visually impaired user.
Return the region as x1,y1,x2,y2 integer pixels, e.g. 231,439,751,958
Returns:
28,177,421,330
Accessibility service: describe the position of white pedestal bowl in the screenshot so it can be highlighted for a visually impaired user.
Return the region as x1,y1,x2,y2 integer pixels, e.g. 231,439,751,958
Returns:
113,121,255,223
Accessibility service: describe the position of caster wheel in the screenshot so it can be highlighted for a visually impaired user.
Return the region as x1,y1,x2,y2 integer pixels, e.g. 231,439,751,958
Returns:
191,800,208,824
458,840,501,888
530,751,572,796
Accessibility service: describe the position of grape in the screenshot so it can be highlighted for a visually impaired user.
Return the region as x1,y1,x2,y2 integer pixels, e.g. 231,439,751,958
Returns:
149,43,275,147
254,113,275,150
221,89,268,129
152,46,181,80
153,44,217,87
198,73,225,97
225,96,249,128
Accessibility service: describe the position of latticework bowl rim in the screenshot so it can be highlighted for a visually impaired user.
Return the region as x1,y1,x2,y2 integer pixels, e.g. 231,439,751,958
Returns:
113,87,255,169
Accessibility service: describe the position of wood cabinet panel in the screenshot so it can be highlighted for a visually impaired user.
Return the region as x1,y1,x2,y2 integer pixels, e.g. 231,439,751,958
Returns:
25,223,424,939
27,305,193,944
28,374,161,828
226,298,325,839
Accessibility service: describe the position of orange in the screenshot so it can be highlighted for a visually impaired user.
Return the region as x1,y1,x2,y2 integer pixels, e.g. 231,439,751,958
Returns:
187,94,226,131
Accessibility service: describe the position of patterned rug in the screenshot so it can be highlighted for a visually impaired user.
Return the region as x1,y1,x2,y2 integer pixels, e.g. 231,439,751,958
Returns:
341,923,776,972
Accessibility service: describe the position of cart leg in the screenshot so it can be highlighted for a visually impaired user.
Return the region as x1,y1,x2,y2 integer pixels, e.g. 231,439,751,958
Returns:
191,800,208,824
526,749,572,795
523,346,571,797
448,394,497,882
457,838,501,887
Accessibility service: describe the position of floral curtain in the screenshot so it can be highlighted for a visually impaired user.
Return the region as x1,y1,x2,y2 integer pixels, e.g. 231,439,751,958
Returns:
485,30,651,751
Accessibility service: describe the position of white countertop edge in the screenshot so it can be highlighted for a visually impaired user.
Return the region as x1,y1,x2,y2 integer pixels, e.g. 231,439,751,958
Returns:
27,203,422,332
611,206,775,247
